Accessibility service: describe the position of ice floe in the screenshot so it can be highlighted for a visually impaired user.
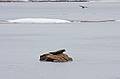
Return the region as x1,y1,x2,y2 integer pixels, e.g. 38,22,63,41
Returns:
7,18,71,24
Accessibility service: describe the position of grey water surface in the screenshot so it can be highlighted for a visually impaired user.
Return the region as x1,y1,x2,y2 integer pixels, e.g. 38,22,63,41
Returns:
0,2,120,79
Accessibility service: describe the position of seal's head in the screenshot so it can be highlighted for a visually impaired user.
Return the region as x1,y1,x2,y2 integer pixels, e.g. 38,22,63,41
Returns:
49,49,66,55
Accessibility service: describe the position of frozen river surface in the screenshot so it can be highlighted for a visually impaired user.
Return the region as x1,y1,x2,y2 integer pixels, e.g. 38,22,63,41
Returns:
0,2,120,79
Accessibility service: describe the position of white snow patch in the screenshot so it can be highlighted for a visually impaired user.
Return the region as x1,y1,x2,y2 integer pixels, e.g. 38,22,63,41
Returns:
7,18,71,24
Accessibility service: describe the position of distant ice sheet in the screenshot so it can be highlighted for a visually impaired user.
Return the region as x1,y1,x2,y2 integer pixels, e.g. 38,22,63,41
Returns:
0,0,29,1
0,18,119,24
7,18,71,24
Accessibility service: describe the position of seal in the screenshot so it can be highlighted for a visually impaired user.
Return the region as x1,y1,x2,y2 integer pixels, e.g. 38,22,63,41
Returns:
79,5,88,8
49,49,66,55
40,49,73,62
